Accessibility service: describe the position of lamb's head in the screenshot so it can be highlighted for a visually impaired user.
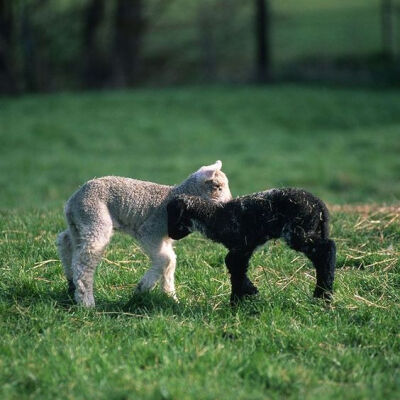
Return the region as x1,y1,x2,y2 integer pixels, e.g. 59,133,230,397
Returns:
167,196,192,240
186,160,232,202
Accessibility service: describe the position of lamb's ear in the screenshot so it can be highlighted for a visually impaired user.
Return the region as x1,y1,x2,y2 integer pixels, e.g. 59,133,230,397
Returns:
167,199,185,225
194,160,222,181
167,199,191,240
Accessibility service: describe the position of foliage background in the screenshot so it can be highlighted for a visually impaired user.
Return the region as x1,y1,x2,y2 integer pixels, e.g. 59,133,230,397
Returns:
1,0,400,93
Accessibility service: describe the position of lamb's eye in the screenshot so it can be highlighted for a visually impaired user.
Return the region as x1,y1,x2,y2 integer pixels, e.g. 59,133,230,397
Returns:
207,180,222,192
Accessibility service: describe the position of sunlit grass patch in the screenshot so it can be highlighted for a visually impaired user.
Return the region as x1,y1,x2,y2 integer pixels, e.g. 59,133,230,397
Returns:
0,205,399,399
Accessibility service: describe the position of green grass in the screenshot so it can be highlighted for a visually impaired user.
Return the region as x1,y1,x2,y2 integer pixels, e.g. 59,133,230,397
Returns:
0,85,400,399
1,85,400,208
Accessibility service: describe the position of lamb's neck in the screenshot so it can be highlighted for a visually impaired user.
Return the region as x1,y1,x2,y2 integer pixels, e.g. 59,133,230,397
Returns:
172,175,200,197
188,198,219,236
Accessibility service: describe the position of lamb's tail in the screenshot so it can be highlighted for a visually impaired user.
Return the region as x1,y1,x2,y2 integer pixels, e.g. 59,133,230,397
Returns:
319,201,330,240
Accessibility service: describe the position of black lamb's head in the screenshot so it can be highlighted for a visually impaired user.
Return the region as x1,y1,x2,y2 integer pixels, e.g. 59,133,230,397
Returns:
167,196,192,240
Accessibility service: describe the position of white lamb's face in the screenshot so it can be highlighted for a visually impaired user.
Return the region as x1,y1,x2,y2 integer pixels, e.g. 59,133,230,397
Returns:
195,160,232,202
203,169,231,202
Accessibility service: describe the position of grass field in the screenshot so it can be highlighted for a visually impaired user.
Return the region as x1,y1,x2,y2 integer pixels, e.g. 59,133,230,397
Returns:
0,85,399,399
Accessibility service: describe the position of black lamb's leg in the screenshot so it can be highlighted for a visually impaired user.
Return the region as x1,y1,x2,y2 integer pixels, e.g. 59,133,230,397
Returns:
225,249,258,304
305,239,336,300
285,228,336,301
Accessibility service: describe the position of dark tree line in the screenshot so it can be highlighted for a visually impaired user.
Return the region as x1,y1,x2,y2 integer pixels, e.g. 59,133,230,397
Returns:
0,0,397,94
255,0,271,83
83,0,106,87
112,0,146,86
0,0,149,92
0,0,273,93
0,0,16,92
381,0,396,58
83,0,146,88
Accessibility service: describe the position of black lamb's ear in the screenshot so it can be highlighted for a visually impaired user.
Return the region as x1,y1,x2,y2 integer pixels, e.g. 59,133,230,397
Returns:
167,199,191,240
167,198,184,224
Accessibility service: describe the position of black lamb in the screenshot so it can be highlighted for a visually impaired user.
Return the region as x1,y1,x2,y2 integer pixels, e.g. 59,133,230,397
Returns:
167,188,336,303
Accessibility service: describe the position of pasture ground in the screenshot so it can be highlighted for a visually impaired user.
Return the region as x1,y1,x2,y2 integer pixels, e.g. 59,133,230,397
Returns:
0,85,399,399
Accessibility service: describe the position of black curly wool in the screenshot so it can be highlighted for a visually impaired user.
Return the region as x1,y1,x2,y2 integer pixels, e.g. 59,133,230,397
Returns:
167,188,336,303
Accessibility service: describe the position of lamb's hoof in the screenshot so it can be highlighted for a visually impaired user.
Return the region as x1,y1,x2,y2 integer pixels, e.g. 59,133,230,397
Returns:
243,284,259,296
240,277,259,295
135,281,150,294
165,291,179,303
74,292,95,308
135,280,155,294
67,279,76,298
238,279,259,297
313,287,332,302
135,282,144,293
75,298,95,308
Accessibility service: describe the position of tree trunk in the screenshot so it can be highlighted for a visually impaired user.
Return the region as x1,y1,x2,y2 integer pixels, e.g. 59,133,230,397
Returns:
20,2,38,92
381,0,395,58
255,0,271,83
198,3,217,81
83,0,106,88
112,0,145,87
0,0,16,93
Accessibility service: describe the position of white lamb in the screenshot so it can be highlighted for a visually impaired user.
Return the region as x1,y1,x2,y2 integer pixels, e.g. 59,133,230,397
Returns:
56,161,231,307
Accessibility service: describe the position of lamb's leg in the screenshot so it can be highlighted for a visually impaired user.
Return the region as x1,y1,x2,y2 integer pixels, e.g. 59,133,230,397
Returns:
70,215,113,307
159,240,177,297
286,230,336,300
225,249,258,304
72,236,111,307
305,239,336,299
56,229,75,296
136,237,178,300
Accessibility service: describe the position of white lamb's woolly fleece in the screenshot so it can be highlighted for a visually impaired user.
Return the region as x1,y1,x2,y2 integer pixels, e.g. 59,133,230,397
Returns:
57,161,232,307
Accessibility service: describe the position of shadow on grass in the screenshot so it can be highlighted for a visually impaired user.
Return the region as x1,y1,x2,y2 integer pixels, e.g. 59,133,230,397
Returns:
1,280,76,310
1,277,331,324
1,279,216,318
103,291,282,321
97,291,234,320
